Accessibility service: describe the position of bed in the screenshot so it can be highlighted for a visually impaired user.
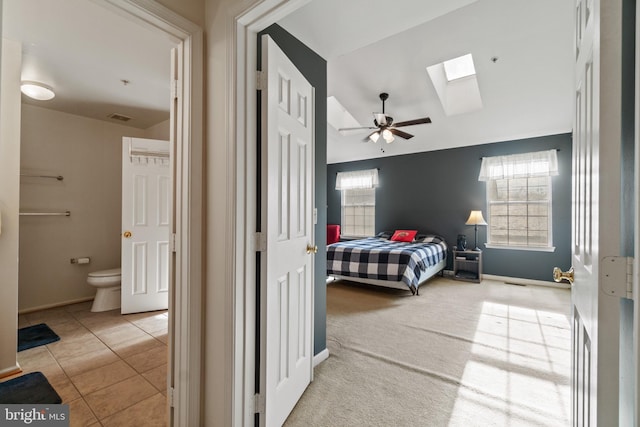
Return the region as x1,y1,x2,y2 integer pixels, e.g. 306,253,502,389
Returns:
327,233,447,295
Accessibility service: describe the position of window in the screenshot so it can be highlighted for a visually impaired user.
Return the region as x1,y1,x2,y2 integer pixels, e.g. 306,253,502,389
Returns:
443,53,476,81
335,169,378,238
341,188,375,237
426,53,483,116
479,150,558,251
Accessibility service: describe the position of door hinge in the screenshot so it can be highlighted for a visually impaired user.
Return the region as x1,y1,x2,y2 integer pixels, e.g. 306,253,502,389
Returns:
256,71,265,91
254,232,267,252
601,256,634,299
171,79,179,100
170,233,177,253
169,386,175,407
253,393,265,414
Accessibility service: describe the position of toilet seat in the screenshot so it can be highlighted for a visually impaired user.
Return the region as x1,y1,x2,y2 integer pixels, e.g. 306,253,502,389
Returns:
87,268,121,287
88,268,121,278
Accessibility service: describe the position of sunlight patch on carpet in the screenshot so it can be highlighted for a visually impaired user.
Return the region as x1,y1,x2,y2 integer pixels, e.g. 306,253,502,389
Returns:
449,301,571,426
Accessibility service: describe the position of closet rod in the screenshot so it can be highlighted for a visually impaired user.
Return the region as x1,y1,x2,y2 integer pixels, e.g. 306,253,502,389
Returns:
130,149,169,158
20,211,71,217
20,173,64,181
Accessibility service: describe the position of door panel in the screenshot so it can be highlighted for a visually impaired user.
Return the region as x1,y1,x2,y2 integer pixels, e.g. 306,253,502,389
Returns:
570,0,623,425
260,35,314,427
572,0,598,423
122,137,171,314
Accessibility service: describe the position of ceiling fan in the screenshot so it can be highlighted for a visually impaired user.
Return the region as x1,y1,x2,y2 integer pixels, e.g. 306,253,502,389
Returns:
339,92,432,143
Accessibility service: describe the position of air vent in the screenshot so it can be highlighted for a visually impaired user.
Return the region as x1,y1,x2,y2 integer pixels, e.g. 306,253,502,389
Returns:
107,113,132,122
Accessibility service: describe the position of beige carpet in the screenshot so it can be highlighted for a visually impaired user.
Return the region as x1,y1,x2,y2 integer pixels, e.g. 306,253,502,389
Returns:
285,276,571,427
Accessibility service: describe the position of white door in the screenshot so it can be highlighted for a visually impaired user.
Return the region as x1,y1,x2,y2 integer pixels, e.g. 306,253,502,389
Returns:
121,137,171,314
260,35,315,427
563,0,624,424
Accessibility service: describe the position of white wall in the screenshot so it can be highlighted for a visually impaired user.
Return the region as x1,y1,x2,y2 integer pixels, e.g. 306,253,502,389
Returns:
145,119,170,140
19,105,146,311
0,38,22,377
156,0,204,27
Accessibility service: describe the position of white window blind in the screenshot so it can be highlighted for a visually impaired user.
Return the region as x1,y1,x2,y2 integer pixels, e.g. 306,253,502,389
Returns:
480,150,557,250
335,168,378,190
478,149,558,181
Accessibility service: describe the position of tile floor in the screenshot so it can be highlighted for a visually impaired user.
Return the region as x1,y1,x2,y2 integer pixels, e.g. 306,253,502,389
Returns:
1,302,169,427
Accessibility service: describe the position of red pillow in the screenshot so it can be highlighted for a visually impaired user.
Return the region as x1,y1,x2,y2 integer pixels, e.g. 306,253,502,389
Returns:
327,224,340,245
390,230,418,242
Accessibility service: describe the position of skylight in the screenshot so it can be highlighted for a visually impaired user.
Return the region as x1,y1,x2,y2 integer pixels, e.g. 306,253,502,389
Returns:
443,53,476,81
426,53,483,116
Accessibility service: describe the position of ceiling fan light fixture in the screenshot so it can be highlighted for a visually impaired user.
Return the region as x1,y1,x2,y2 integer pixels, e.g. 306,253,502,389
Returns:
20,81,55,101
382,129,394,143
369,132,380,143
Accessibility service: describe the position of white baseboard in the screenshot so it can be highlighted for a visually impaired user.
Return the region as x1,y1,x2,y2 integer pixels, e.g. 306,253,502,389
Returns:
443,269,569,289
18,296,95,315
0,363,21,379
313,348,330,367
482,274,570,289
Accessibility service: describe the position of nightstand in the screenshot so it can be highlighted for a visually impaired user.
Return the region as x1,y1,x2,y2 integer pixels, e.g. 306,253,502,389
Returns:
452,250,482,283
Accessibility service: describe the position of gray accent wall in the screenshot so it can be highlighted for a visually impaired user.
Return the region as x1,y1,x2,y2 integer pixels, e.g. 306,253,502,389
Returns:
328,133,572,281
258,25,328,356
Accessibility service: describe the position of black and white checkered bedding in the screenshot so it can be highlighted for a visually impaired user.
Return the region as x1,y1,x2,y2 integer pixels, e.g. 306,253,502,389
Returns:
327,237,447,294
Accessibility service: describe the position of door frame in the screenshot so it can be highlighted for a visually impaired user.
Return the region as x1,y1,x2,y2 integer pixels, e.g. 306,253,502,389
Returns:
228,0,312,425
635,0,640,419
95,1,203,426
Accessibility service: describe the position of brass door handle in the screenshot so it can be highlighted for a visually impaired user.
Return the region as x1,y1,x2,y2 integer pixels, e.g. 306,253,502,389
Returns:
123,231,132,238
306,244,318,254
553,267,574,285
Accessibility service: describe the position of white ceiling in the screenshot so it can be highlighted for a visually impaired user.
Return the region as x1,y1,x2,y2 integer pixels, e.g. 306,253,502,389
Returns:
2,0,176,129
279,0,574,164
2,0,574,158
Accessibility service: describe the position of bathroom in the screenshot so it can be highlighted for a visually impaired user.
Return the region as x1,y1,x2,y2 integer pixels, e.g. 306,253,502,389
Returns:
18,105,171,313
5,0,177,314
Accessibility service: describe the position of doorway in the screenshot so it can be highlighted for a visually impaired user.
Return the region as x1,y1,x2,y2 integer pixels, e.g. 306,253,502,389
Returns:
226,0,612,425
0,0,203,424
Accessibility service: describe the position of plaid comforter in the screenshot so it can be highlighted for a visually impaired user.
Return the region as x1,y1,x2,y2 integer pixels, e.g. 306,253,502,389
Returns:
327,237,447,294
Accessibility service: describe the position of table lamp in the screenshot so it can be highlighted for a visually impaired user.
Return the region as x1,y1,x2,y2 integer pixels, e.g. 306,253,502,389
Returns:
465,210,488,251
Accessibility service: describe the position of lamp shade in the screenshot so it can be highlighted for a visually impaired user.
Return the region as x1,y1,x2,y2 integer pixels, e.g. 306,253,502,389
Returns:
465,210,487,226
382,129,394,143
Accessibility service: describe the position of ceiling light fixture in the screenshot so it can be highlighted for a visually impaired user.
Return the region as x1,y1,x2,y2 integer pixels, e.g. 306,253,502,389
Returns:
382,129,394,143
368,128,395,144
20,81,55,101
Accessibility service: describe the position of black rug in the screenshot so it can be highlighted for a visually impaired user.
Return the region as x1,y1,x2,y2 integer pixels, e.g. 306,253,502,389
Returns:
17,323,60,352
0,372,62,404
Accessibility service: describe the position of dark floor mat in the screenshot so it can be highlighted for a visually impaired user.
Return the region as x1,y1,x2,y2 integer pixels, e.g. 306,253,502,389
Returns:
18,323,60,352
0,372,62,404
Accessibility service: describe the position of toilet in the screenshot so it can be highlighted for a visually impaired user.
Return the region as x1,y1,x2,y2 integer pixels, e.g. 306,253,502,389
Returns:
87,268,122,312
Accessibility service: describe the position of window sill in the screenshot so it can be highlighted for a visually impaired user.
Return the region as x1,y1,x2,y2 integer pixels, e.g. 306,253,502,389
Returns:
485,244,556,253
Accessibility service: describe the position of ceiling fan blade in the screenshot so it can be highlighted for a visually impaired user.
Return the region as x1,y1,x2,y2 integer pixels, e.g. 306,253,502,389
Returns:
338,126,376,131
389,128,414,140
393,117,432,127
